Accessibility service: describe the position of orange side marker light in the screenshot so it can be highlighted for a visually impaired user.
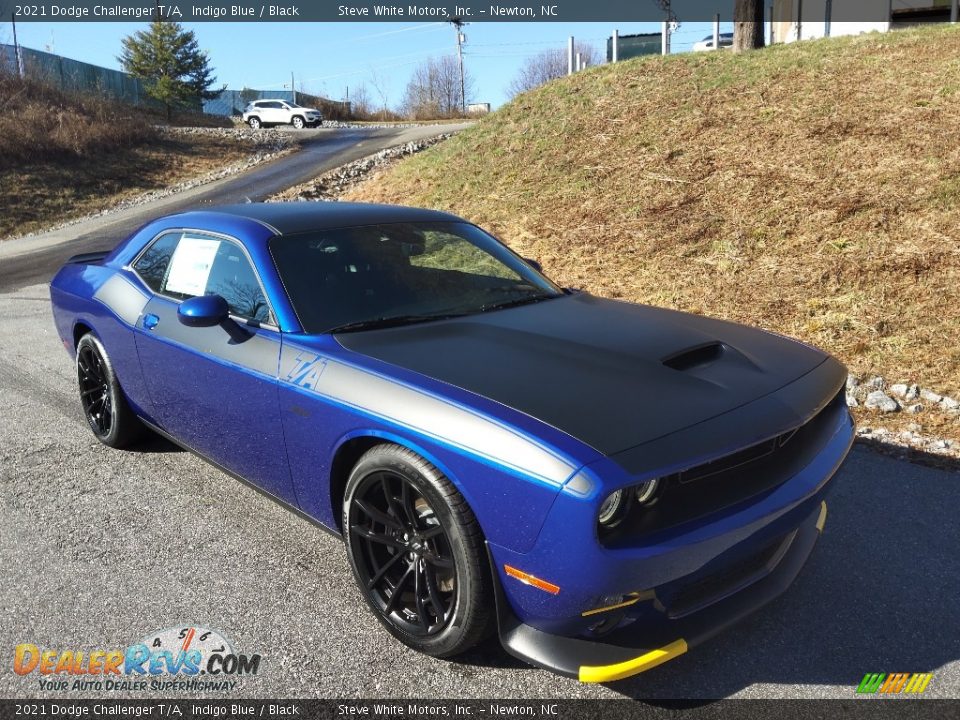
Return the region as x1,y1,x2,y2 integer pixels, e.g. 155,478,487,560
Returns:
503,565,561,595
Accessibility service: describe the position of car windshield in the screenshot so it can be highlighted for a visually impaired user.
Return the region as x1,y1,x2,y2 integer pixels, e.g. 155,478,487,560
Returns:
287,101,302,108
270,221,563,333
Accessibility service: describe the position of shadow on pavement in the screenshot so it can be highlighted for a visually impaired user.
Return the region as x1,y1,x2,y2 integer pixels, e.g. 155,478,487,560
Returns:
605,444,960,699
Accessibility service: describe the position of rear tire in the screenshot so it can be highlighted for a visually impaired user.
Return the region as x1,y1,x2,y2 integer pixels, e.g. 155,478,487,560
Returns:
343,444,493,657
76,333,144,449
247,116,261,129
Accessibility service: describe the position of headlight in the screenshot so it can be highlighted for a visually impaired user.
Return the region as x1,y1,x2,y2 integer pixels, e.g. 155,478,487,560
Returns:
634,478,660,505
598,489,626,526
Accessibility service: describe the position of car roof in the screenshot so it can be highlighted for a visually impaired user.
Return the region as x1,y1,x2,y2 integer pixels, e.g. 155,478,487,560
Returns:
189,202,465,236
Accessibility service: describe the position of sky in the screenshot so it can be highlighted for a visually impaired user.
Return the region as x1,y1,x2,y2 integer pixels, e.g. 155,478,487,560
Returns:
3,19,734,109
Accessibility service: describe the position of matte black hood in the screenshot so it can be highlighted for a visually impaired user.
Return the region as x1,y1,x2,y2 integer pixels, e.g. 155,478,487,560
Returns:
336,293,829,456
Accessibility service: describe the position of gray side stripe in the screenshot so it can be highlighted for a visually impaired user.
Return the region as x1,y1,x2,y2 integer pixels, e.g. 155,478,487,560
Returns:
147,300,280,378
285,350,579,487
564,471,596,498
94,274,149,326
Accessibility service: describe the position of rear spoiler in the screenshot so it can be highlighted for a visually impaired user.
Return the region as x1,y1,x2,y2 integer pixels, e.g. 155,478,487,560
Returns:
66,251,109,265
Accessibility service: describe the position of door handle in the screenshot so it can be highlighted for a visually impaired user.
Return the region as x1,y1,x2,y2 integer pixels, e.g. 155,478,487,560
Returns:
143,313,159,330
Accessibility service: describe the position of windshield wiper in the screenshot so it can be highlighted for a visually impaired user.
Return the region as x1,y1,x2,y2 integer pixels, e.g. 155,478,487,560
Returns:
327,313,466,334
479,293,560,313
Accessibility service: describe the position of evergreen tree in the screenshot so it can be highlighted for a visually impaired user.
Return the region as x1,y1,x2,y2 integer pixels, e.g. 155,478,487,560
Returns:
119,21,222,121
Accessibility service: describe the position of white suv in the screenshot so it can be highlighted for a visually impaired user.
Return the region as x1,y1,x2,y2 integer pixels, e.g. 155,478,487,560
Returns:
693,32,734,51
242,99,323,130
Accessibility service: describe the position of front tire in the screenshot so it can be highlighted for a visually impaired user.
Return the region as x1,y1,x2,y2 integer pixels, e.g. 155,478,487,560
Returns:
343,444,493,657
291,115,305,130
76,333,144,448
247,116,261,129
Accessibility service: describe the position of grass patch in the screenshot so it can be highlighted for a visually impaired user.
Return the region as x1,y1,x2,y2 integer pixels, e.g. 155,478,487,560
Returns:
0,74,261,237
345,25,960,440
0,135,254,238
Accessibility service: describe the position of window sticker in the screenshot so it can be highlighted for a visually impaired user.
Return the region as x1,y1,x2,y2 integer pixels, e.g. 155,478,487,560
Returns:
165,237,221,296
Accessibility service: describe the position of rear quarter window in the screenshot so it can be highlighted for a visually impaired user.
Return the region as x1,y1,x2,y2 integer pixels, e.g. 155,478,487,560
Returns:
131,232,179,293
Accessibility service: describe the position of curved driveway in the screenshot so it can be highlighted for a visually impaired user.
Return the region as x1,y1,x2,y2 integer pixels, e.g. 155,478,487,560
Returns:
0,124,470,292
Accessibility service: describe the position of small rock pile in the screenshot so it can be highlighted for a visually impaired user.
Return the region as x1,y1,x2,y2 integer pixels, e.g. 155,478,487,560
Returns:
275,135,452,202
846,375,960,417
847,374,958,459
319,120,432,130
161,126,296,153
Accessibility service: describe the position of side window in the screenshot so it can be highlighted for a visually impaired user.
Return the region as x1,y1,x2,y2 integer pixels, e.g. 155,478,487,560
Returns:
132,232,180,292
136,233,272,325
205,242,272,324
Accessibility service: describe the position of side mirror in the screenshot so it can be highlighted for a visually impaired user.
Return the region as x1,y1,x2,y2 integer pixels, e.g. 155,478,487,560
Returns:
524,257,543,273
178,294,229,327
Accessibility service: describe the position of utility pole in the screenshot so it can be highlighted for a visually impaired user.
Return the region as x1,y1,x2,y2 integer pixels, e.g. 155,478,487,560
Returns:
713,13,720,49
952,0,958,23
450,17,467,114
655,0,673,55
612,29,618,62
11,12,24,78
290,71,296,103
568,36,574,75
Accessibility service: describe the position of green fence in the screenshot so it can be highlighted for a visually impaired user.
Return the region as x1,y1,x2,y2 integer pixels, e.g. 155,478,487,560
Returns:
1,43,150,105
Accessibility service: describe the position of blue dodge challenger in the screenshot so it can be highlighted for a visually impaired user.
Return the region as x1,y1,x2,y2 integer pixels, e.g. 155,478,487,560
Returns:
50,203,854,683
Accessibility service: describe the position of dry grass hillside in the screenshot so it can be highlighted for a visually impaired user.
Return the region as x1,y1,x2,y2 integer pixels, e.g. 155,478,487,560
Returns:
0,74,253,238
346,25,960,442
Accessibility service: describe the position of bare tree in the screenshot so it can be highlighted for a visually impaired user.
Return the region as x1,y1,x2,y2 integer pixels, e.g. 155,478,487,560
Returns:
401,55,473,120
350,83,372,119
367,66,392,120
506,43,599,98
733,0,765,51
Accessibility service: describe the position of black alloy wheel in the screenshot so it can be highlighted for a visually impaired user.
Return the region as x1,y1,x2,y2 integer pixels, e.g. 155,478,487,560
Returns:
78,340,112,437
349,471,456,636
76,334,144,448
343,444,493,656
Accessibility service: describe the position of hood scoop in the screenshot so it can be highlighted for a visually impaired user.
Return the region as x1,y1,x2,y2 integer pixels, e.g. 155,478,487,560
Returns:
662,342,725,371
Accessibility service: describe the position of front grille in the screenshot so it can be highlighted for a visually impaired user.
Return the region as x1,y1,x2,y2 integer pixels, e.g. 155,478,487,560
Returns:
665,531,793,618
600,389,846,548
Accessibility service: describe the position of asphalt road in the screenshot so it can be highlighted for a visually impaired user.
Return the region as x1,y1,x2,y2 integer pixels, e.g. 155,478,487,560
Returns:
0,126,957,702
0,124,471,293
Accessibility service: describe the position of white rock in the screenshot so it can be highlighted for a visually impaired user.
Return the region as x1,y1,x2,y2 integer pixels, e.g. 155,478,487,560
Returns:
865,390,899,413
905,403,924,414
890,383,909,398
846,375,860,391
907,423,922,432
905,384,920,402
940,396,960,411
920,389,942,403
846,394,859,408
866,376,886,390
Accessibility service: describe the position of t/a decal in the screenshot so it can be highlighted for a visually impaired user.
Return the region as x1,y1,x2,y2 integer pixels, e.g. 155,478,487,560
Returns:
286,352,327,391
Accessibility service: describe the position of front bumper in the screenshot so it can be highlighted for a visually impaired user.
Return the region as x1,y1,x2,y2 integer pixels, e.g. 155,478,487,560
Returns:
487,382,854,683
491,499,829,682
